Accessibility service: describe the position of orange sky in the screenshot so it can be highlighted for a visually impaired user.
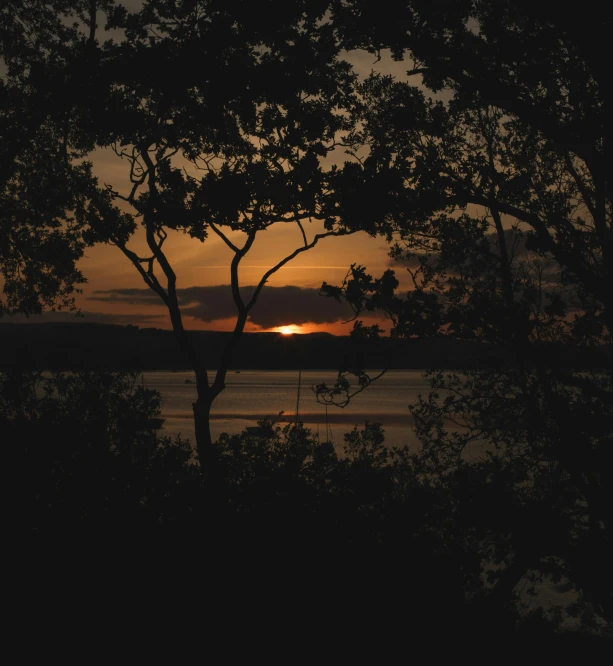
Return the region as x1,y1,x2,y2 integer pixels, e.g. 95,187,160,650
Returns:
78,216,396,334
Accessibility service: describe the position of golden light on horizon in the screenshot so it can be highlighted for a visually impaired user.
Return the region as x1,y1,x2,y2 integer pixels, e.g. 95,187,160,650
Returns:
276,325,302,335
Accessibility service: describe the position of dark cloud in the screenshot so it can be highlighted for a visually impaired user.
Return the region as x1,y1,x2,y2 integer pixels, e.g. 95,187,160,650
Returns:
89,288,163,305
3,310,166,326
93,285,353,329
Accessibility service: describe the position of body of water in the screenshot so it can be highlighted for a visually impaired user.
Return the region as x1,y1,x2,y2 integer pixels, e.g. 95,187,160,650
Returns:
143,369,429,448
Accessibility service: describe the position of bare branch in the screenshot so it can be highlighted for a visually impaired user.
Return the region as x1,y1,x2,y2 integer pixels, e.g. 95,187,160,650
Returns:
296,219,308,247
406,67,429,77
564,153,598,223
230,230,257,314
137,145,209,387
313,368,389,409
246,229,356,312
88,1,96,47
209,222,240,253
116,241,169,306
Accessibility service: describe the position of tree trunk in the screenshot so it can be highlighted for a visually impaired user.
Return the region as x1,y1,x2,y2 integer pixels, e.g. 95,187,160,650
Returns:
193,394,215,471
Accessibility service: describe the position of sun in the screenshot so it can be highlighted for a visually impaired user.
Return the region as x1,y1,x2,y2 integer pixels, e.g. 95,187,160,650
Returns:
277,325,301,335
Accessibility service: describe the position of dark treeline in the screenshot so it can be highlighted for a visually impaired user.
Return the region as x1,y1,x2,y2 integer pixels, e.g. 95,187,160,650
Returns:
1,322,608,372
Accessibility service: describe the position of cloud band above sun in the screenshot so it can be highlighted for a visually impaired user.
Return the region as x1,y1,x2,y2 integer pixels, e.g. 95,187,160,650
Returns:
90,284,354,330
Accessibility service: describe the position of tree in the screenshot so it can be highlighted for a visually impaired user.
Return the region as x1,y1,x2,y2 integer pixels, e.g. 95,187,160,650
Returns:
0,1,122,315
3,369,196,533
2,1,365,464
331,0,610,334
72,0,361,464
320,1,612,625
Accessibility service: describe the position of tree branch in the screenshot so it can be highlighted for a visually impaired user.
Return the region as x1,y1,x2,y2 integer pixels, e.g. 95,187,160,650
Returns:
564,153,598,223
88,1,97,47
296,219,308,247
457,194,606,302
115,242,169,306
246,229,355,313
229,230,257,314
138,145,209,389
209,222,240,253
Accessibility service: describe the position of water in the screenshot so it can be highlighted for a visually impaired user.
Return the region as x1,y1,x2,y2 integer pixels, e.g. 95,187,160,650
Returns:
143,369,429,448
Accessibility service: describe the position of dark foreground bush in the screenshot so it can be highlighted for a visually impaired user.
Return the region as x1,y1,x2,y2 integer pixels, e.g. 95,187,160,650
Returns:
4,371,609,649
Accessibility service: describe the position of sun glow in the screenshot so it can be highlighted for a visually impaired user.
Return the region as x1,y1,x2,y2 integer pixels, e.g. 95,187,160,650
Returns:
277,325,301,335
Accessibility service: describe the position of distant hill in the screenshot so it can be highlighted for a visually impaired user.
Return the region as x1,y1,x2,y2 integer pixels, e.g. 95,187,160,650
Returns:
0,322,607,371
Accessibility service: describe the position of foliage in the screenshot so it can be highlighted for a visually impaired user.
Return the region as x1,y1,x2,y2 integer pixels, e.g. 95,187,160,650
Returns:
213,417,613,637
6,364,610,639
329,1,610,351
412,368,612,624
3,370,197,531
0,1,123,315
317,0,613,630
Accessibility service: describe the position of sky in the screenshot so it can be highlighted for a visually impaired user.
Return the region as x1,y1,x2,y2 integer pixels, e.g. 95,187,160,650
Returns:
9,6,428,336
76,221,397,335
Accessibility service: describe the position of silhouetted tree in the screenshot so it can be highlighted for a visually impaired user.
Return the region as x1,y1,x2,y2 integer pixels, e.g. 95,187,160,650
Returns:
64,0,364,465
2,1,365,466
320,1,612,627
0,2,123,315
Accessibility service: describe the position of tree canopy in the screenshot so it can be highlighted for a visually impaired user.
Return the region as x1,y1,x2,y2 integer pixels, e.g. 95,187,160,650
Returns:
2,1,368,456
318,0,612,624
0,1,122,315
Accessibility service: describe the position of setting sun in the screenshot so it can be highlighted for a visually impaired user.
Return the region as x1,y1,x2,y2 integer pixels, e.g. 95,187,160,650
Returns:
276,325,302,335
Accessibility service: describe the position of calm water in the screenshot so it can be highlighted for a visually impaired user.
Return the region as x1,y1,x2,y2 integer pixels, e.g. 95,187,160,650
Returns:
143,369,430,448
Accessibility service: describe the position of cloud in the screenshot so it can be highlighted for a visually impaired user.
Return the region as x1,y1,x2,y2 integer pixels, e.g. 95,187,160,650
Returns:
88,288,164,305
2,310,166,326
92,285,353,329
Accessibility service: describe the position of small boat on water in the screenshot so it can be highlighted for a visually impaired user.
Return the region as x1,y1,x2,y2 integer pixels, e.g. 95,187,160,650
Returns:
184,378,193,384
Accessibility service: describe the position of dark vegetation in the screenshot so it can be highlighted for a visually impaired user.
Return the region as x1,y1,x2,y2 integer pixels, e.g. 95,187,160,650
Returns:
314,0,613,643
4,369,609,649
2,0,611,647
